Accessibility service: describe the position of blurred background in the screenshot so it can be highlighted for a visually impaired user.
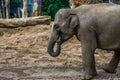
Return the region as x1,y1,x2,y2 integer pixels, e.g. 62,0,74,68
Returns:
0,0,120,20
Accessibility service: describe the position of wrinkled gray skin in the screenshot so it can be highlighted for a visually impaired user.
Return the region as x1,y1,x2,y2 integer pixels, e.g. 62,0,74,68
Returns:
48,3,120,80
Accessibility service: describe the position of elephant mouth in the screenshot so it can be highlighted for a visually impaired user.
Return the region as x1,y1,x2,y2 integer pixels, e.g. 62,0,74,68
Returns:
57,34,72,45
56,33,65,45
57,37,64,45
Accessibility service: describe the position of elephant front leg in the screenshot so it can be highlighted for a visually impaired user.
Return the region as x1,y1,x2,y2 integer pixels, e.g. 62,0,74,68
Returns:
81,45,97,80
103,50,120,73
80,33,97,79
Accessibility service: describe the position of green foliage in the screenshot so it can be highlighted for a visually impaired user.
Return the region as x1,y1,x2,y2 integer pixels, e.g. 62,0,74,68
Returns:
42,0,120,20
42,0,69,20
10,0,23,4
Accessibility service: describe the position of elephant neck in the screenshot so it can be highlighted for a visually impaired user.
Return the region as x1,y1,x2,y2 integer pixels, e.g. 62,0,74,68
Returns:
74,25,80,41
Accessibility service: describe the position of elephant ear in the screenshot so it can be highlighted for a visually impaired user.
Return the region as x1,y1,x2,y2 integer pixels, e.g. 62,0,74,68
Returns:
59,14,79,35
69,14,79,29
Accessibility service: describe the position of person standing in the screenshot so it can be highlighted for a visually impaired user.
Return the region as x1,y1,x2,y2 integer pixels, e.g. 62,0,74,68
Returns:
69,0,75,8
109,0,115,3
27,0,33,17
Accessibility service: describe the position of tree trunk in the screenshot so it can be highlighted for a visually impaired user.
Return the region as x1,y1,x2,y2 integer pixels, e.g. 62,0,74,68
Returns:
0,16,50,28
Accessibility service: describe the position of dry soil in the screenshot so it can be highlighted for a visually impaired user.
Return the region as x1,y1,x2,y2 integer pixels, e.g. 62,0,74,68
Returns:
0,24,119,80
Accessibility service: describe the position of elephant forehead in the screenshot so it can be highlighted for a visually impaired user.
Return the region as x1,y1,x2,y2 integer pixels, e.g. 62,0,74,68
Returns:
55,15,66,22
54,15,68,26
55,14,62,19
55,12,69,20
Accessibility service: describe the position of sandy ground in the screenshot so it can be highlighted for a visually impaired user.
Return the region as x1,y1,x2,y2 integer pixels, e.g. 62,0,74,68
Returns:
0,24,119,80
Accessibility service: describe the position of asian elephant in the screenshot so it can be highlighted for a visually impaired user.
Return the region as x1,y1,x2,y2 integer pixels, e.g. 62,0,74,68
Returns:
47,3,120,80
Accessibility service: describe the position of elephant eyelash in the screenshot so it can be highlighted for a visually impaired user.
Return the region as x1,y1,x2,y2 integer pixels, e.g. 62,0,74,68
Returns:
54,24,59,30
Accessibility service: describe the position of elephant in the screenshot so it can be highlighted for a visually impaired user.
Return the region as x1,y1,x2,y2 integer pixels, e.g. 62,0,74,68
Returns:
47,3,120,79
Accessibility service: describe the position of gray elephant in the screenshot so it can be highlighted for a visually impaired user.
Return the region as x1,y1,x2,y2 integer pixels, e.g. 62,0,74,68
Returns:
47,3,120,80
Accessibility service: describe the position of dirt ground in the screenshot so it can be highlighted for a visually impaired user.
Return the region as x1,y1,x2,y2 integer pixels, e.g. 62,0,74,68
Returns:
0,24,119,80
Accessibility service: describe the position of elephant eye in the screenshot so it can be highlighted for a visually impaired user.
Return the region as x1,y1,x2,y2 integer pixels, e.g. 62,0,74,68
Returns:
54,24,59,30
58,30,62,35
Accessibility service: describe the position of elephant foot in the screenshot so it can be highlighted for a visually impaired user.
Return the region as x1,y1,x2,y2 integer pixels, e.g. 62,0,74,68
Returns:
103,67,116,73
81,74,92,80
81,73,97,80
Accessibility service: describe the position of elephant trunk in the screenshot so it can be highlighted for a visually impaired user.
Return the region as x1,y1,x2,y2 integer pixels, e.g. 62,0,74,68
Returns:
48,41,61,57
48,35,64,57
47,22,62,57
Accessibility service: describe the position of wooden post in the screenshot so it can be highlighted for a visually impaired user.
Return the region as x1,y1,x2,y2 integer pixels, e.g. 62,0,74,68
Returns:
21,0,28,18
0,7,2,18
37,0,42,15
5,0,9,18
18,8,21,18
1,0,5,18
0,0,2,18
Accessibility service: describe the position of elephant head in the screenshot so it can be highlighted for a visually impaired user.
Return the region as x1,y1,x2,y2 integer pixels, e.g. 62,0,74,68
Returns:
48,9,79,57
